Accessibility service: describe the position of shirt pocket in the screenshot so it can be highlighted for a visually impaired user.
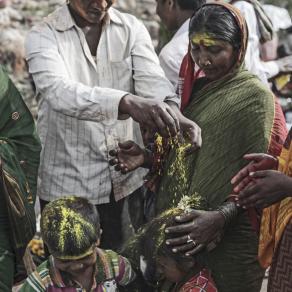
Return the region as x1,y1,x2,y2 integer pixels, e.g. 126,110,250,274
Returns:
110,56,134,93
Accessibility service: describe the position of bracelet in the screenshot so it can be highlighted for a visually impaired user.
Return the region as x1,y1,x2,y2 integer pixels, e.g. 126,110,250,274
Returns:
216,201,239,228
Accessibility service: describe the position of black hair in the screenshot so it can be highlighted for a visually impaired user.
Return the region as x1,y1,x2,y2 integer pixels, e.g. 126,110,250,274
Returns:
141,209,195,271
41,196,100,257
189,5,241,50
176,0,206,11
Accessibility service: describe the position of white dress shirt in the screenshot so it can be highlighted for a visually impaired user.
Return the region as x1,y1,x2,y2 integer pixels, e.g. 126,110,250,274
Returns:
233,1,279,82
159,19,190,89
26,4,178,204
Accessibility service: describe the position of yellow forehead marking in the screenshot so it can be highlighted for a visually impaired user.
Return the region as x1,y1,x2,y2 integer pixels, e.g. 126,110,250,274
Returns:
55,247,94,261
192,33,217,47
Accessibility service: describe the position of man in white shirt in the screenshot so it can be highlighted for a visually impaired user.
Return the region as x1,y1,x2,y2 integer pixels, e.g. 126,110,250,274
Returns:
157,0,206,88
26,0,201,250
231,0,292,83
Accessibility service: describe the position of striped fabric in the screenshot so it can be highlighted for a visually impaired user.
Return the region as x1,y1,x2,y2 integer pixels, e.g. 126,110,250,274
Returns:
25,4,178,205
20,249,135,291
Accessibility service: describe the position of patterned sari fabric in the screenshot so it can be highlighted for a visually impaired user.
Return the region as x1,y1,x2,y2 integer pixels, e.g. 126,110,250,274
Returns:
0,66,41,262
258,127,292,291
155,3,287,292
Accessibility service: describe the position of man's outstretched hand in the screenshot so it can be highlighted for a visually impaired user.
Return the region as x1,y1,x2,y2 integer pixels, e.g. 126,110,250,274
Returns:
109,141,152,174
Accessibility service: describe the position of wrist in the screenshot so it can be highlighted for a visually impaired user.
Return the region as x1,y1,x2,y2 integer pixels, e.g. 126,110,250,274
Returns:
119,94,133,115
216,201,239,228
142,149,154,169
213,211,225,229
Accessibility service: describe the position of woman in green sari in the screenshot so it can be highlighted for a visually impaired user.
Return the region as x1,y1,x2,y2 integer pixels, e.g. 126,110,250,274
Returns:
110,3,287,291
0,66,41,291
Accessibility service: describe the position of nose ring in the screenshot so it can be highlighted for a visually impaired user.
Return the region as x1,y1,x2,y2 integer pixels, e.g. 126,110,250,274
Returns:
203,60,211,66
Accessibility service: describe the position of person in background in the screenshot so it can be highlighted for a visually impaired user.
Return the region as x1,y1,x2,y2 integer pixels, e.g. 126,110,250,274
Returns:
20,196,136,291
230,0,292,84
25,0,201,251
157,0,206,88
0,65,41,291
231,127,292,292
110,3,287,291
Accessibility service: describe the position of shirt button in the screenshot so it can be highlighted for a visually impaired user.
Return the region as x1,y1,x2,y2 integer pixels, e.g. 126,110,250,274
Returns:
11,112,20,121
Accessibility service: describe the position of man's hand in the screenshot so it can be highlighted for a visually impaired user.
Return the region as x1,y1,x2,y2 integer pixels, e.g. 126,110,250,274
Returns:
167,102,202,154
164,210,224,256
119,94,180,138
231,153,278,194
109,141,152,174
276,55,292,73
237,170,292,209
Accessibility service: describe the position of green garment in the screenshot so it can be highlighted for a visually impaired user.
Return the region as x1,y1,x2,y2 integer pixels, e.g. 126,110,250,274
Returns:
156,68,275,292
0,193,15,292
0,66,41,289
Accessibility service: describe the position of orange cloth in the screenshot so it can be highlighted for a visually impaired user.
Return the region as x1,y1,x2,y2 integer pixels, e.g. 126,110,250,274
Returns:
259,128,292,268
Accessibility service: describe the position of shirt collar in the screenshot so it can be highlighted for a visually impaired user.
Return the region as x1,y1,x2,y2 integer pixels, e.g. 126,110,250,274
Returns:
49,4,123,32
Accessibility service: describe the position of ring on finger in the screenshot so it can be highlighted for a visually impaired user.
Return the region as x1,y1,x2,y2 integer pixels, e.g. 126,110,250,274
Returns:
186,234,196,246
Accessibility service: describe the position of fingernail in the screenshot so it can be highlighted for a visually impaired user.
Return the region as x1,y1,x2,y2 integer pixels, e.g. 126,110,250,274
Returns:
242,206,247,209
236,203,240,207
235,197,239,201
175,216,181,220
249,172,254,176
166,241,170,245
172,249,177,253
185,253,190,256
165,229,169,234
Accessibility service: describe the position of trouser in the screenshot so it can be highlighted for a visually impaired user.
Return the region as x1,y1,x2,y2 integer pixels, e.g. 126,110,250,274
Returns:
0,185,15,292
40,186,147,253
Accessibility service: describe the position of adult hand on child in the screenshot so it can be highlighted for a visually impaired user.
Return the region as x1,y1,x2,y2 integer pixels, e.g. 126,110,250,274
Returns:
237,170,292,209
231,153,278,194
164,210,225,256
109,141,152,174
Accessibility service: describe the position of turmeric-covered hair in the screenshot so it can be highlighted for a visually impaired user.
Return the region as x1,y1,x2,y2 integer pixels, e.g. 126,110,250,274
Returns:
41,196,100,258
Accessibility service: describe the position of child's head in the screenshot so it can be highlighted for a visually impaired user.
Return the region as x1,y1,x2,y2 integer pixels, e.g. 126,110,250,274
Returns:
41,196,100,272
141,209,198,283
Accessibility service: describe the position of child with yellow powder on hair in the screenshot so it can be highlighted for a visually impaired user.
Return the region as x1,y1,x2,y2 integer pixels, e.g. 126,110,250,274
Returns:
20,196,135,292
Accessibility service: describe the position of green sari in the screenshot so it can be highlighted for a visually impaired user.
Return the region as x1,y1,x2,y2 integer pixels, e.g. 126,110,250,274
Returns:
154,2,288,290
0,66,41,290
156,66,275,291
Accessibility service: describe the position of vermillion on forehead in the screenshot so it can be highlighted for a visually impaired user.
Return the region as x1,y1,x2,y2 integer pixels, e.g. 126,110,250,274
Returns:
191,33,221,47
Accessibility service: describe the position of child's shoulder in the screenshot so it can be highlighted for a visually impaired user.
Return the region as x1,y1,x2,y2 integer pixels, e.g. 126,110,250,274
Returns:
96,248,135,285
97,248,124,271
20,260,51,292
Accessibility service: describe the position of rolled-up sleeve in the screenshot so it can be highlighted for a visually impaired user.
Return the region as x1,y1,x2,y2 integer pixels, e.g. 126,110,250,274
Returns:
25,24,128,122
131,21,180,106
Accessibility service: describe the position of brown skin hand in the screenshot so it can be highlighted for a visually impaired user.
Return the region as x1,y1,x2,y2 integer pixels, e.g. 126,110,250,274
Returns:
165,210,225,256
231,153,278,194
236,170,292,209
109,141,153,174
